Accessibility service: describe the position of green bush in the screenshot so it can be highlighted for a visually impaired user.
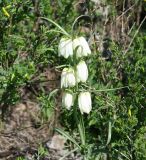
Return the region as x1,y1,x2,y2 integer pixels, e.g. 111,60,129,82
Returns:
0,0,146,159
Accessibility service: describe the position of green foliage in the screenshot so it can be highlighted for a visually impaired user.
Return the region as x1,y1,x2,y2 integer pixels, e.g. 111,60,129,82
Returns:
36,144,49,158
16,145,49,160
134,126,146,159
16,157,26,160
0,0,146,159
38,89,58,121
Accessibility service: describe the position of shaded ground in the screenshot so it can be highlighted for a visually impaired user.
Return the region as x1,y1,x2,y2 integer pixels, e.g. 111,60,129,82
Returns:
0,69,53,159
0,67,82,159
0,102,82,160
0,102,52,159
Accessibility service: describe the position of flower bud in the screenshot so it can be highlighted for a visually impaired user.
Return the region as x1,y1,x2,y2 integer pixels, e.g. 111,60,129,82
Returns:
76,61,88,83
78,92,92,114
62,92,74,110
61,68,76,88
73,37,91,58
58,38,73,59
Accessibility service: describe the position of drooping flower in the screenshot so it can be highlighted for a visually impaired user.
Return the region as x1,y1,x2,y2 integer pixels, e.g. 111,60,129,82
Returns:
62,92,74,110
58,38,73,59
76,60,88,83
61,68,76,88
73,37,91,58
78,92,92,114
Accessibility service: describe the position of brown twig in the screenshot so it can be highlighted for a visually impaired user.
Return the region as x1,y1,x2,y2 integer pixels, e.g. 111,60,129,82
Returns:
32,0,41,33
124,16,146,55
116,3,136,22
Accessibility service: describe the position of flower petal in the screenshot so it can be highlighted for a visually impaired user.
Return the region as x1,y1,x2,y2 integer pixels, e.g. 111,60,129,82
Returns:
73,37,91,58
58,38,73,59
62,92,74,110
76,61,88,83
78,92,92,114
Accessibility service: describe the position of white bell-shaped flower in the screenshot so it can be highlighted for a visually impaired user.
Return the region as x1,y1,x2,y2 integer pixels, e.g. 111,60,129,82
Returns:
58,38,73,59
73,37,91,58
62,92,74,110
78,92,92,114
76,61,88,83
61,68,76,88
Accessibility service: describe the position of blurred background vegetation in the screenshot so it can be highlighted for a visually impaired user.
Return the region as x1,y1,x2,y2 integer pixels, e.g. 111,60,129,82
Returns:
0,0,146,159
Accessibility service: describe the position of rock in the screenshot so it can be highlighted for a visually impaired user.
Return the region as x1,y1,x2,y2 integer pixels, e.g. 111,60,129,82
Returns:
46,134,66,150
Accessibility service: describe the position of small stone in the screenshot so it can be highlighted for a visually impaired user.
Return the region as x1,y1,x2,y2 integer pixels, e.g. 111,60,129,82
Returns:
46,134,66,150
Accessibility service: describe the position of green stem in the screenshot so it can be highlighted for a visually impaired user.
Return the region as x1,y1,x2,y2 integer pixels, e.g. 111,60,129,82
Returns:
73,106,87,160
78,113,86,146
72,41,87,160
71,15,91,37
40,17,70,37
82,84,129,92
